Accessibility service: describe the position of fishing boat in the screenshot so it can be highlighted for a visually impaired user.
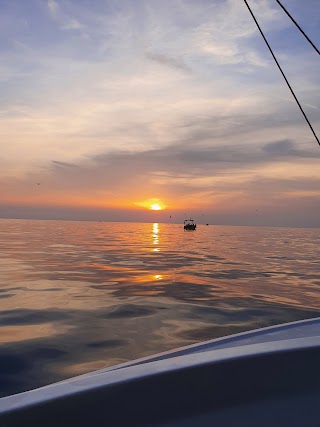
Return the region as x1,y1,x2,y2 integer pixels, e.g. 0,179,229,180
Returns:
184,219,196,230
0,317,319,426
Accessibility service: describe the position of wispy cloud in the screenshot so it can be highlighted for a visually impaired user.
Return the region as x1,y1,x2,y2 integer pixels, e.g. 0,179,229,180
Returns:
47,0,59,16
145,52,190,72
61,19,83,30
51,160,79,169
47,0,84,31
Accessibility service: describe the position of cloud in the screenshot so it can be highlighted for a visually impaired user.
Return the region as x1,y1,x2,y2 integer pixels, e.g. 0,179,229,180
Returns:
47,0,84,31
187,0,284,67
262,140,320,158
61,19,83,30
51,161,79,169
48,0,59,16
8,138,316,200
87,139,319,179
145,52,190,72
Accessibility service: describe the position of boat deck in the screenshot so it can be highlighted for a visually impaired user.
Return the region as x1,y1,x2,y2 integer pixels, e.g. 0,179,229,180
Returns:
1,317,320,426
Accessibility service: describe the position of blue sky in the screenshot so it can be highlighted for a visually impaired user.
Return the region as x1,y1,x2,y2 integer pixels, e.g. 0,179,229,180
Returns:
0,0,319,226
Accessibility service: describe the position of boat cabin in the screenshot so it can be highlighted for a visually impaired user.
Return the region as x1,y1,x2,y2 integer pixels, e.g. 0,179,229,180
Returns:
184,219,196,230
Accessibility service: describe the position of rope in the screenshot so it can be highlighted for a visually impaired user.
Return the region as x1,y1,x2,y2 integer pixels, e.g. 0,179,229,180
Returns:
243,0,320,146
275,0,320,56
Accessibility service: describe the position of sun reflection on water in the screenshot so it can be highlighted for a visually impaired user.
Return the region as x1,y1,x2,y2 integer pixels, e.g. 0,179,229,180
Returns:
152,222,159,248
152,223,163,279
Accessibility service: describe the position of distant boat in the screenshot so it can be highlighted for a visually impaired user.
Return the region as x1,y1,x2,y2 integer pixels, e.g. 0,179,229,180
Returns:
184,219,196,230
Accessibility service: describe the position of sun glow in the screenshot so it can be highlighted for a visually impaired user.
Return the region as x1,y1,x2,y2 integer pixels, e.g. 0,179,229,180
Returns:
150,203,162,211
134,198,166,210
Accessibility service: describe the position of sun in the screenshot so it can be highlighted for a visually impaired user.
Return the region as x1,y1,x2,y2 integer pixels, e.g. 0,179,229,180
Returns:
150,203,162,211
134,198,166,210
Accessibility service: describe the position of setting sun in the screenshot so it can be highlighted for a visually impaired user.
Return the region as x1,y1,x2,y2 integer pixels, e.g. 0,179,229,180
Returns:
150,203,162,211
134,198,166,211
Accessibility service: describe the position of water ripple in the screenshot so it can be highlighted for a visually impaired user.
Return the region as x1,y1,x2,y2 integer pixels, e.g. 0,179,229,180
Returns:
0,219,319,397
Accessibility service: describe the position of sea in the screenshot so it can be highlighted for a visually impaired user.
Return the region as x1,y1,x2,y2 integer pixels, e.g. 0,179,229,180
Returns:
0,219,319,397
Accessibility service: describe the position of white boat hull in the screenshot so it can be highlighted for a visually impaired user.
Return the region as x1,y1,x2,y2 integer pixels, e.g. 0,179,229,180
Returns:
1,317,320,426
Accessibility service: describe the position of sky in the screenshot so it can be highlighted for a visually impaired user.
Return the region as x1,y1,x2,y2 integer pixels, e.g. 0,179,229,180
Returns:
0,0,320,226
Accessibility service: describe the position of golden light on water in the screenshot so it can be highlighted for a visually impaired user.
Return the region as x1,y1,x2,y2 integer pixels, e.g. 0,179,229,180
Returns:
152,225,163,273
153,222,159,247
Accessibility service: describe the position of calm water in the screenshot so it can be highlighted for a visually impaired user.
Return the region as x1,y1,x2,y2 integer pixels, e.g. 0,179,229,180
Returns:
0,219,319,397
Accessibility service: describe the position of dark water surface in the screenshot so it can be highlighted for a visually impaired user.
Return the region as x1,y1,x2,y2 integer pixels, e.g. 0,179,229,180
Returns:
0,219,319,397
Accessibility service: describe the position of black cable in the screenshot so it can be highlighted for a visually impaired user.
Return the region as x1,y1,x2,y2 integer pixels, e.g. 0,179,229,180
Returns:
243,0,320,147
275,0,320,56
